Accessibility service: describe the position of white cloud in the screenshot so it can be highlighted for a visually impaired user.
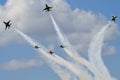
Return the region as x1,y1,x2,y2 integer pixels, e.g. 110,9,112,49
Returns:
112,77,118,80
0,59,43,70
103,45,116,56
0,0,119,55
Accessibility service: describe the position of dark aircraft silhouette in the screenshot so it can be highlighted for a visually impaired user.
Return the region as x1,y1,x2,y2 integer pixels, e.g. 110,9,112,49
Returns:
43,4,52,12
48,50,54,55
111,16,117,22
35,45,40,49
60,45,65,48
3,20,12,30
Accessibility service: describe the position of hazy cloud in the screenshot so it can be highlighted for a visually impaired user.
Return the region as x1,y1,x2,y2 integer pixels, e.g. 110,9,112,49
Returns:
103,45,116,56
112,77,118,80
0,59,43,70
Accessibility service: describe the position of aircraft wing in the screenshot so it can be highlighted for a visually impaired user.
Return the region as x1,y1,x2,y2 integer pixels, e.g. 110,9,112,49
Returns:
8,20,11,23
46,4,48,7
49,7,52,9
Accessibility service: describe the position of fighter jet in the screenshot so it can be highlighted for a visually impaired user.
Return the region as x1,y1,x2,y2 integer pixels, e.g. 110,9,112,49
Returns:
60,45,65,48
35,45,40,49
43,4,52,12
3,20,12,30
48,50,54,55
111,16,117,22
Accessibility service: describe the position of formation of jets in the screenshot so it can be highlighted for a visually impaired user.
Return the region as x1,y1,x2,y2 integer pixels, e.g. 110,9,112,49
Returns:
2,3,118,55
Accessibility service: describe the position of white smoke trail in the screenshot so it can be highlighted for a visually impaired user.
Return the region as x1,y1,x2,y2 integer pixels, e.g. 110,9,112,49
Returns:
88,21,112,80
48,61,73,80
15,28,93,80
40,0,76,78
15,29,74,80
50,14,104,80
53,54,93,80
40,53,73,80
51,62,77,80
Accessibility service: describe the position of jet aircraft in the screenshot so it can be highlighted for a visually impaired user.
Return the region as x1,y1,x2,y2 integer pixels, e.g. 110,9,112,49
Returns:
35,45,40,49
3,20,12,30
43,4,52,12
60,45,65,48
111,16,117,22
48,50,54,55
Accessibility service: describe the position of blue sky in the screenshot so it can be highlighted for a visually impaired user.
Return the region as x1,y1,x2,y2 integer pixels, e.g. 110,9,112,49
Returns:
0,0,120,80
67,0,120,17
0,0,6,5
